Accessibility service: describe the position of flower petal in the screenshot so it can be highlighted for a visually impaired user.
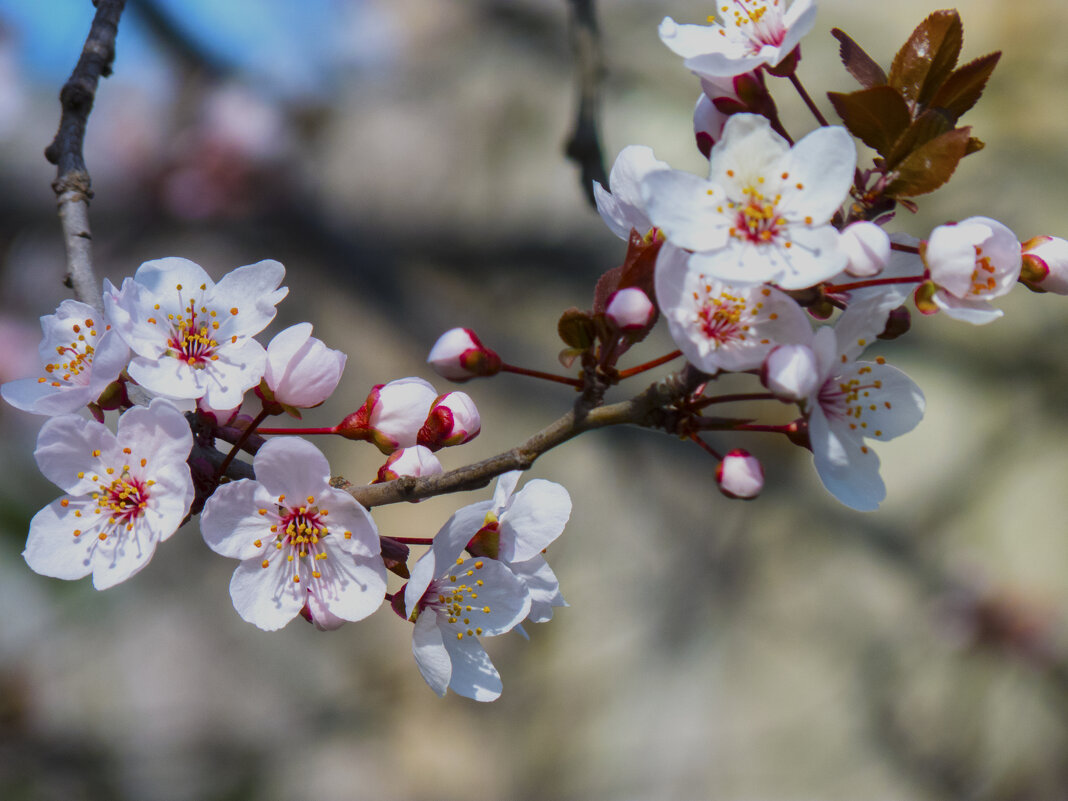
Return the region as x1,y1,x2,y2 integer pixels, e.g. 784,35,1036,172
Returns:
499,480,572,563
809,406,886,511
229,556,304,631
442,633,503,702
412,612,451,697
642,169,731,253
252,437,330,502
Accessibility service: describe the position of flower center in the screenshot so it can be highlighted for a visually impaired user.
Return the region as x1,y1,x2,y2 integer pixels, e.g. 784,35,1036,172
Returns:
818,363,888,442
729,186,787,245
423,558,493,640
151,282,239,369
39,317,102,389
264,496,332,583
67,452,155,541
691,281,756,345
713,0,787,50
969,246,998,296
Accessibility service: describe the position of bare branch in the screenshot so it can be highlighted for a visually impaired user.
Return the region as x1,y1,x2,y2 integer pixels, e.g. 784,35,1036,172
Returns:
563,0,607,208
44,0,127,313
335,368,703,508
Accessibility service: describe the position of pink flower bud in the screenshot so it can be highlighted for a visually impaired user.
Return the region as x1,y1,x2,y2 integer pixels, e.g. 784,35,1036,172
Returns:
377,445,443,482
840,221,890,277
1021,235,1068,294
263,323,346,409
761,344,819,401
693,93,728,158
417,391,481,451
427,328,501,382
605,287,655,331
715,449,764,500
336,376,438,454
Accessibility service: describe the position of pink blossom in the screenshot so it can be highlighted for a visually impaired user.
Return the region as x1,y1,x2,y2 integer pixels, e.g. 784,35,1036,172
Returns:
262,322,346,409
716,449,764,499
427,328,501,382
418,391,481,451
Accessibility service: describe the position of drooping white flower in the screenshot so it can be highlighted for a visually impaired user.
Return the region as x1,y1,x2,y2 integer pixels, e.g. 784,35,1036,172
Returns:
925,217,1021,324
23,398,194,589
655,242,812,372
802,304,925,511
200,437,386,631
643,114,855,290
594,145,671,240
427,327,502,382
2,300,129,416
659,0,818,79
262,322,346,410
104,257,288,409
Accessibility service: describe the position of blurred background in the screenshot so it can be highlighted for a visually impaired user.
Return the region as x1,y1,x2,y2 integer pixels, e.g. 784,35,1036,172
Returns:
2,1,1068,799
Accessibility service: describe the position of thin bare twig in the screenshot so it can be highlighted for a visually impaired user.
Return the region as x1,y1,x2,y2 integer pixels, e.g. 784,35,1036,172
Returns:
563,0,607,208
44,0,127,312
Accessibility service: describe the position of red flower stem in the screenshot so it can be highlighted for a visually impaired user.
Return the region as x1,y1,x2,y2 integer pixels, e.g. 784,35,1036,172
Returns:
734,422,796,434
616,350,683,379
788,72,830,127
688,432,723,461
823,275,925,294
695,392,777,409
255,425,340,436
890,241,920,254
500,363,583,387
389,536,435,545
216,408,270,479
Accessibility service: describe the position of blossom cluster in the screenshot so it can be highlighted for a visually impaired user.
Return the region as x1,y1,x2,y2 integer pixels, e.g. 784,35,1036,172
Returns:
3,257,571,701
10,0,1068,703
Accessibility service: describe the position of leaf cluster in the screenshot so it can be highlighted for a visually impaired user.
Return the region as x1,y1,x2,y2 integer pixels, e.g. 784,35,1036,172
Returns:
827,10,999,199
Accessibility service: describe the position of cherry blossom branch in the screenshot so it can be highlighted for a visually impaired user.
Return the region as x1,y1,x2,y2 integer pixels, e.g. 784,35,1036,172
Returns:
563,0,608,207
44,0,127,314
335,366,705,508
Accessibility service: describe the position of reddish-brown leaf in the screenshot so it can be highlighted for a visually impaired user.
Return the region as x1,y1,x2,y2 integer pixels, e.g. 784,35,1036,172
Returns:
965,136,985,155
827,86,911,157
558,307,596,350
885,126,972,197
888,10,963,106
884,109,953,169
831,28,887,88
930,51,1001,121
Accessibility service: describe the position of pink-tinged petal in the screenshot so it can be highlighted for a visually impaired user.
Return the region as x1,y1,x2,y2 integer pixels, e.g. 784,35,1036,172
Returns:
848,362,925,441
708,114,791,189
510,555,567,624
499,480,572,563
229,555,304,631
198,339,267,411
840,221,891,278
208,260,288,337
201,479,274,560
264,324,346,408
264,322,312,377
412,612,451,697
932,291,1003,324
777,126,855,223
312,550,386,623
23,499,95,581
595,145,669,239
441,633,502,702
34,415,118,495
762,343,820,401
658,17,736,59
685,51,768,80
252,437,330,502
809,406,885,511
776,224,847,289
318,488,380,558
642,170,731,253
926,221,989,298
117,398,193,473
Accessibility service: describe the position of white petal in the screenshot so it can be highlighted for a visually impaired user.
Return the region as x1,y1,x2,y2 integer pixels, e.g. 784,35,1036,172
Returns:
809,407,886,511
510,555,567,624
208,260,288,337
311,550,386,623
252,437,330,502
499,480,572,563
848,362,925,441
443,558,530,635
932,291,1003,324
595,145,669,239
200,479,274,559
34,415,118,494
318,488,380,558
642,169,731,253
23,499,95,581
405,500,493,619
412,612,451,697
229,556,304,631
708,114,791,189
117,398,194,473
658,17,736,59
442,633,503,702
491,471,521,516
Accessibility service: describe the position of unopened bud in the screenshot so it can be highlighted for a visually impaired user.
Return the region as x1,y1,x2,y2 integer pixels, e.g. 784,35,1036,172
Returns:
877,305,911,340
336,377,438,454
761,344,819,401
715,449,764,500
376,445,443,483
1021,235,1068,294
418,391,481,451
427,328,502,382
263,323,346,409
840,221,890,277
605,287,655,332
